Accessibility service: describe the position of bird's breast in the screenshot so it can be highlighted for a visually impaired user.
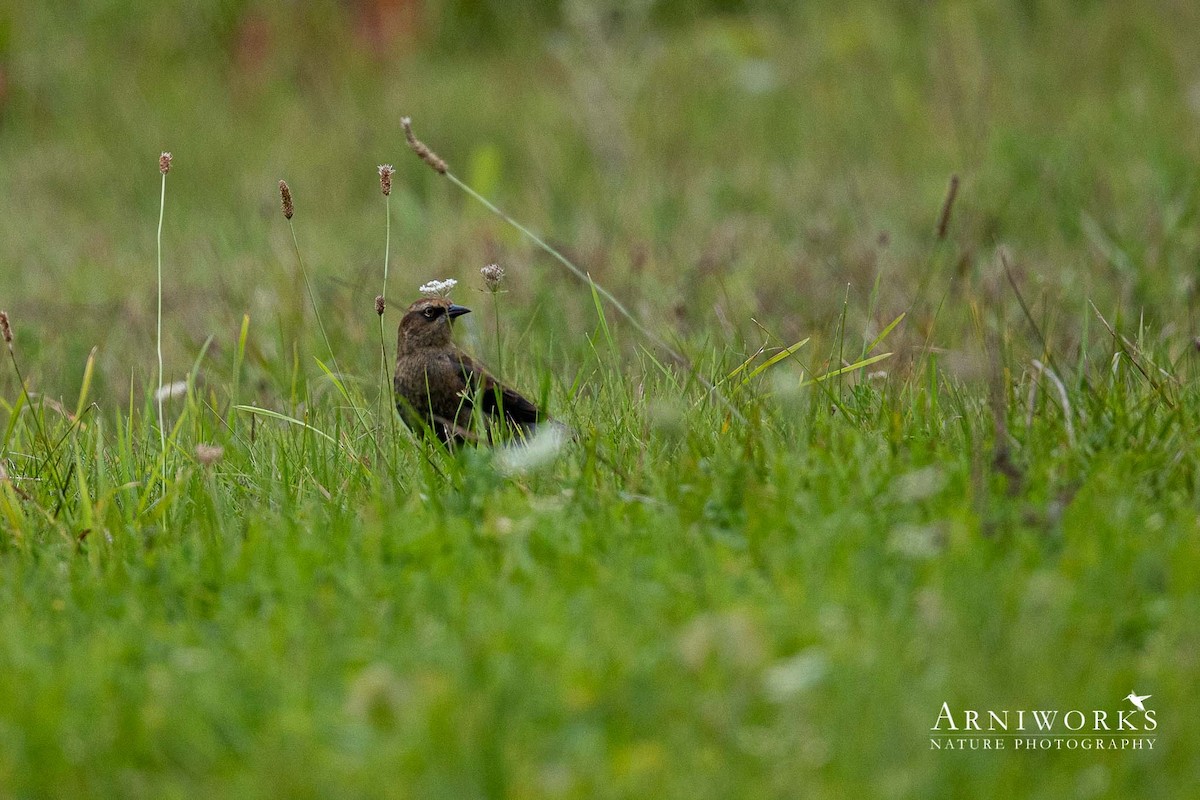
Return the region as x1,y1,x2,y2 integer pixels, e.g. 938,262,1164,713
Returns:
394,352,466,410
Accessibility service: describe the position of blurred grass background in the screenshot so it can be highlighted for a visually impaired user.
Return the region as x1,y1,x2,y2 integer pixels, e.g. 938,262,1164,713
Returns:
1,2,1200,798
2,0,1198,402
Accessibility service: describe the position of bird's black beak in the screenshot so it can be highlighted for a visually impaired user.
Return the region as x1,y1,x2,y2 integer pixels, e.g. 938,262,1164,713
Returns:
448,304,472,319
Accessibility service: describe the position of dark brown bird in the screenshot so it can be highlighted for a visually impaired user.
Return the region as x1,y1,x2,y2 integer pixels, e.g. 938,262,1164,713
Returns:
393,297,543,444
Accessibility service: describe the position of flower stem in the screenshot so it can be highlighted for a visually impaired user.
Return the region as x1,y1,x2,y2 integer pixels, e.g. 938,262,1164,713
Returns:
288,221,338,375
442,171,744,423
156,170,167,509
378,193,395,443
491,291,503,376
286,217,389,469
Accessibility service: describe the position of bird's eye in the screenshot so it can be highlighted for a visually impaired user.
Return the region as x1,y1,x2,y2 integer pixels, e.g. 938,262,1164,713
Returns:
423,307,436,320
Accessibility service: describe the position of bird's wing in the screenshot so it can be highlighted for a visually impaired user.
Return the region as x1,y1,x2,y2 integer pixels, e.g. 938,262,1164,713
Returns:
454,351,542,426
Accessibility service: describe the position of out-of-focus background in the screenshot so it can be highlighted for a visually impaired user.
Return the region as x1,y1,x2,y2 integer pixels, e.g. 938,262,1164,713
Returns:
2,5,1200,798
2,0,1198,401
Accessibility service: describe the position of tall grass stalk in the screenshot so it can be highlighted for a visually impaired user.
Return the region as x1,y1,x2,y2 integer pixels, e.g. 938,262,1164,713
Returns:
279,182,339,380
376,165,396,443
156,153,171,509
277,180,387,466
0,311,65,508
481,264,506,375
400,117,746,424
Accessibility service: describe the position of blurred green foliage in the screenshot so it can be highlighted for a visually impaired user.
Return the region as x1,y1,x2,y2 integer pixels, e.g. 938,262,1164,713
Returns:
1,0,1197,441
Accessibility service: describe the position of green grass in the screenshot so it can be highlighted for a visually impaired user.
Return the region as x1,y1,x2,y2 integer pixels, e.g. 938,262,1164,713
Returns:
1,1,1199,797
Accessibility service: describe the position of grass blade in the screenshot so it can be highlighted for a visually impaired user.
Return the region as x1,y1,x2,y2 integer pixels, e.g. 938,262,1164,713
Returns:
801,352,894,387
743,338,810,384
233,405,339,445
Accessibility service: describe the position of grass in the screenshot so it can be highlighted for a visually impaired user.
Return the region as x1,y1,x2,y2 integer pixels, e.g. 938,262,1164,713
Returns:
1,1,1199,797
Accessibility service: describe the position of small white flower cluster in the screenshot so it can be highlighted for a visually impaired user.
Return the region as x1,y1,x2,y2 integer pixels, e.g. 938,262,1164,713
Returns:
418,278,458,297
154,380,189,402
480,263,505,291
495,423,570,475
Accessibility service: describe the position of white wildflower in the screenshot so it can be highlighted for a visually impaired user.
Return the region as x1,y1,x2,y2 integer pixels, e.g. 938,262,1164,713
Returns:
418,278,458,297
495,423,569,475
480,263,505,291
763,648,829,703
154,380,188,402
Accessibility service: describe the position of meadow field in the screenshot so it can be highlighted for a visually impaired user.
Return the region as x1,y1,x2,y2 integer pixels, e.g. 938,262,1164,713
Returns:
0,1,1198,797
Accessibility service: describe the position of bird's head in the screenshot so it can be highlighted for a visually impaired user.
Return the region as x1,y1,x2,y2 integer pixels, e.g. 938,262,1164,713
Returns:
397,297,471,351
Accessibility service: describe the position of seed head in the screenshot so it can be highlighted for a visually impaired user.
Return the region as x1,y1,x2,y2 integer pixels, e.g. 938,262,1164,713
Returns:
378,164,394,196
936,174,960,240
159,152,172,175
375,295,386,316
401,117,447,174
195,443,224,467
279,180,294,219
0,311,11,350
481,263,505,292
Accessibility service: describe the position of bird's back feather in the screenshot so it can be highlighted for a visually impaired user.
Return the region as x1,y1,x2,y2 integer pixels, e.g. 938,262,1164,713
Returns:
455,352,542,428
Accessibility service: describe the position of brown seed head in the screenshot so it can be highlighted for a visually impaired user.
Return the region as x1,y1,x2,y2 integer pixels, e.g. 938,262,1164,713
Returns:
481,263,505,292
159,152,172,175
375,295,386,316
195,443,224,467
936,174,960,240
378,164,394,196
0,311,11,350
401,117,447,174
279,180,294,219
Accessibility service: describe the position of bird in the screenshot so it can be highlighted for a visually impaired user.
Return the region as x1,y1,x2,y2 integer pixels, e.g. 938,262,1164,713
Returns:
393,296,543,445
1125,692,1151,711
